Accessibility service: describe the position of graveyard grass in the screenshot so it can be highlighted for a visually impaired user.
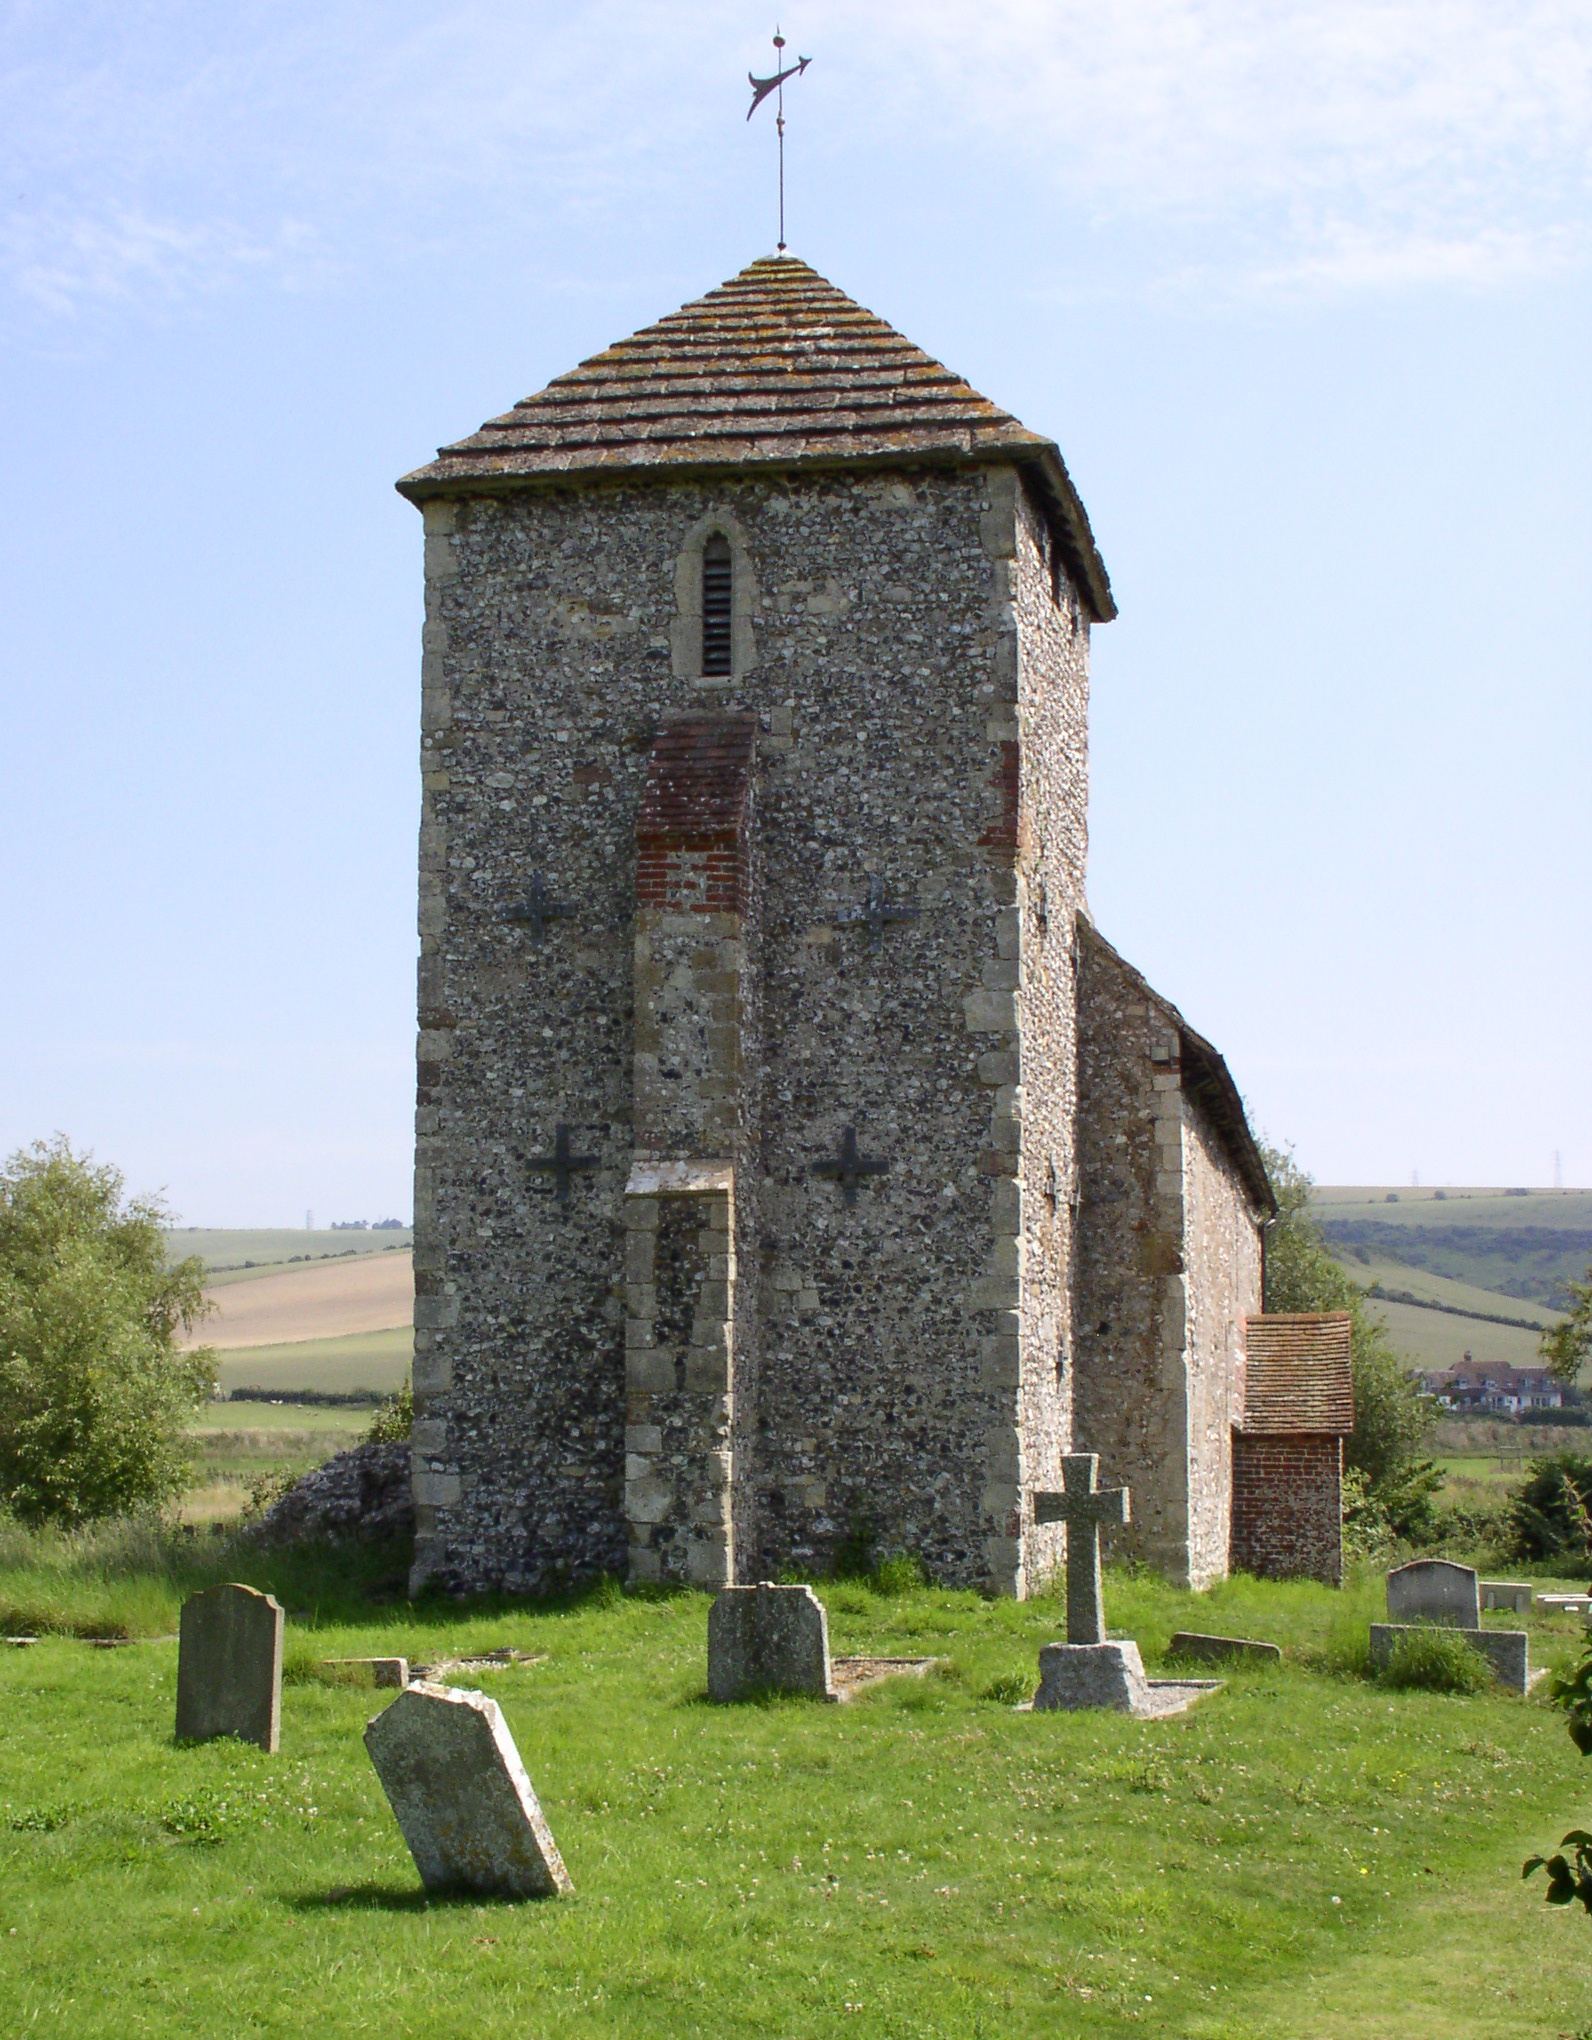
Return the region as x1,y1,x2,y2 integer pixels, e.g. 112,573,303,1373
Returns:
3,1560,1592,2039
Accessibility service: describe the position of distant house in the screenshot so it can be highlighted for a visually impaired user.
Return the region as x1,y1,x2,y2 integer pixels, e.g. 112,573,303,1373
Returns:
1231,1313,1356,1587
1420,1359,1562,1414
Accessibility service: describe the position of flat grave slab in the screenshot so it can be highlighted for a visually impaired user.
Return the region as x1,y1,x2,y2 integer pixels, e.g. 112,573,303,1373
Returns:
830,1655,936,1701
364,1682,572,1898
175,1583,283,1753
320,1656,409,1688
1167,1631,1281,1666
1537,1592,1592,1616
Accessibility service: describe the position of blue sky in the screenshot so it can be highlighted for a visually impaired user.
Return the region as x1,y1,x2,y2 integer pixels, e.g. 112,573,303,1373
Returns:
1,1,1587,1224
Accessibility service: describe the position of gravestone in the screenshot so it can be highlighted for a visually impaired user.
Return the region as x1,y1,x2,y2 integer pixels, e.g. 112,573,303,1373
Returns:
708,1582,834,1702
1386,1559,1480,1628
1029,1458,1218,1718
364,1683,573,1898
175,1583,283,1753
1479,1582,1532,1616
1167,1632,1282,1666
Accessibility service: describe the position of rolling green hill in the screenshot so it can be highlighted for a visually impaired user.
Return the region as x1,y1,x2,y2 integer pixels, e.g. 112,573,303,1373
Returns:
1309,1186,1591,1311
164,1227,412,1286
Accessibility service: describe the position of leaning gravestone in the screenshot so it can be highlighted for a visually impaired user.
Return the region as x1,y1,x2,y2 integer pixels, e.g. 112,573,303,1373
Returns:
1029,1457,1219,1718
708,1582,834,1702
175,1583,283,1753
364,1683,573,1898
1386,1559,1480,1628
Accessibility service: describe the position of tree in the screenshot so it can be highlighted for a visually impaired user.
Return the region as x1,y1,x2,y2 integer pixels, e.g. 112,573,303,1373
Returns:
1260,1144,1441,1533
1541,1267,1592,1384
0,1138,216,1524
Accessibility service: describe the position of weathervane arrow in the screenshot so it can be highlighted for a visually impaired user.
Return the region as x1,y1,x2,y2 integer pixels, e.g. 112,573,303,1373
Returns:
747,52,810,120
746,30,811,251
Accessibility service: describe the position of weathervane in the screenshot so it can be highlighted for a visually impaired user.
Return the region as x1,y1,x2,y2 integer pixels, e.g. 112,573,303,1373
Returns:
747,28,811,252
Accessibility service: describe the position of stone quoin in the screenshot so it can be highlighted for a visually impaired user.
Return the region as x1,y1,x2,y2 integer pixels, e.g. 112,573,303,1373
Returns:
397,251,1317,1599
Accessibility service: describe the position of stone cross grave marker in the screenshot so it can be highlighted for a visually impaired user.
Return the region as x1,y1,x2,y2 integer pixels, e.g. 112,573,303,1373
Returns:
175,1583,284,1753
708,1582,834,1701
1032,1453,1130,1645
1386,1559,1480,1628
364,1683,573,1898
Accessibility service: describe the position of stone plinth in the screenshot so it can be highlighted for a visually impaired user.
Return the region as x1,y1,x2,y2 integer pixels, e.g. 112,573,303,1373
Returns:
1369,1623,1532,1695
364,1683,573,1897
708,1582,833,1702
1031,1640,1220,1719
175,1583,283,1753
1387,1559,1480,1628
1167,1631,1280,1665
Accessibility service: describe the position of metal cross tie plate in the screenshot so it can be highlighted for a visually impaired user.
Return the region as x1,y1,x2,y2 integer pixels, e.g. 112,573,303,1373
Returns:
527,1125,599,1204
837,875,918,950
811,1125,888,1206
502,872,573,940
1032,1454,1131,1647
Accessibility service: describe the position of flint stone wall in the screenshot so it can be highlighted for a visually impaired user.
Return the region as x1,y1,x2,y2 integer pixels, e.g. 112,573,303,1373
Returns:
410,464,1087,1598
1071,923,1263,1590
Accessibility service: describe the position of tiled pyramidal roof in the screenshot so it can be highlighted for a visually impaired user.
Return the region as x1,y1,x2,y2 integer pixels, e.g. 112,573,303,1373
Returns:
1241,1314,1355,1436
397,253,1114,620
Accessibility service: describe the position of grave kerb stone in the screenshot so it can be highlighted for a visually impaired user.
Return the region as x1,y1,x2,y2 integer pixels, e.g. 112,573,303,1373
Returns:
1368,1623,1530,1694
1166,1632,1281,1665
1479,1582,1532,1615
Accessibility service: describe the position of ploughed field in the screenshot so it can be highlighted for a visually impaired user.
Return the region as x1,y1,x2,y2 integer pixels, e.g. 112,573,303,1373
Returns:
2,1562,1589,2040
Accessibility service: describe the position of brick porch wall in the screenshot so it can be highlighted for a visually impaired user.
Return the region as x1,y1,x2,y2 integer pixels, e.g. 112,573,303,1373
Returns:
1230,1432,1343,1586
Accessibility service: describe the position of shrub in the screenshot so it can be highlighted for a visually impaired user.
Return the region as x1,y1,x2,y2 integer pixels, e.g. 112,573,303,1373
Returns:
1511,1453,1592,1562
1378,1626,1492,1695
365,1377,414,1444
0,1139,216,1524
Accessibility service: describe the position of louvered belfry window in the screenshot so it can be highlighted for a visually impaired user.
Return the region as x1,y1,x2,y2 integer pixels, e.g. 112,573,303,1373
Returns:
701,534,733,676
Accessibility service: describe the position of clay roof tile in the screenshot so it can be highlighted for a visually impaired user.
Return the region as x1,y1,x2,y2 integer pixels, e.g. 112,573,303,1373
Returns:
1240,1314,1355,1435
397,253,1113,621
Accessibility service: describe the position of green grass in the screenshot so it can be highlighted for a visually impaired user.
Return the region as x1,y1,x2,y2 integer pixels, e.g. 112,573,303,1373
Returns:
3,1557,1592,2036
1308,1188,1592,1313
165,1229,412,1281
1362,1295,1554,1374
216,1327,413,1395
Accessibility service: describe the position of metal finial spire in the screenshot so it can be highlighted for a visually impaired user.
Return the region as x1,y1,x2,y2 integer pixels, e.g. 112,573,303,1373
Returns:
747,28,811,251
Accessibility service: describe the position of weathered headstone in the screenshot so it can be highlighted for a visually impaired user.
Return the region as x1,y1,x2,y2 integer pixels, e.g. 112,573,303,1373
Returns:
175,1583,283,1753
1167,1632,1282,1666
364,1683,573,1898
708,1582,834,1702
1386,1559,1480,1628
1479,1581,1532,1616
1029,1458,1218,1717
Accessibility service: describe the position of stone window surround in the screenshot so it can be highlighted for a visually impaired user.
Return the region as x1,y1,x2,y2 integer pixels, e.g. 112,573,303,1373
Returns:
670,509,759,687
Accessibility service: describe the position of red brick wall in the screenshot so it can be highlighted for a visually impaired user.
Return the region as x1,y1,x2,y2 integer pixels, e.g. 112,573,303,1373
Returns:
1230,1432,1343,1586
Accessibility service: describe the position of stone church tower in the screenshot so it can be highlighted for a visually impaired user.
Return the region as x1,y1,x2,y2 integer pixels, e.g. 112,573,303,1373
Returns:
397,254,1274,1600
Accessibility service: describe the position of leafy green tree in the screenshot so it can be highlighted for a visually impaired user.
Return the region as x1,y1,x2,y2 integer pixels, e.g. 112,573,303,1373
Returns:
1541,1268,1592,1384
0,1138,216,1524
1260,1144,1441,1534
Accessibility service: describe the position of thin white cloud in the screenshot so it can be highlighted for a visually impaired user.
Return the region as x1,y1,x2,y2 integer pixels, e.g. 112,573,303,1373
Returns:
0,0,1586,317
